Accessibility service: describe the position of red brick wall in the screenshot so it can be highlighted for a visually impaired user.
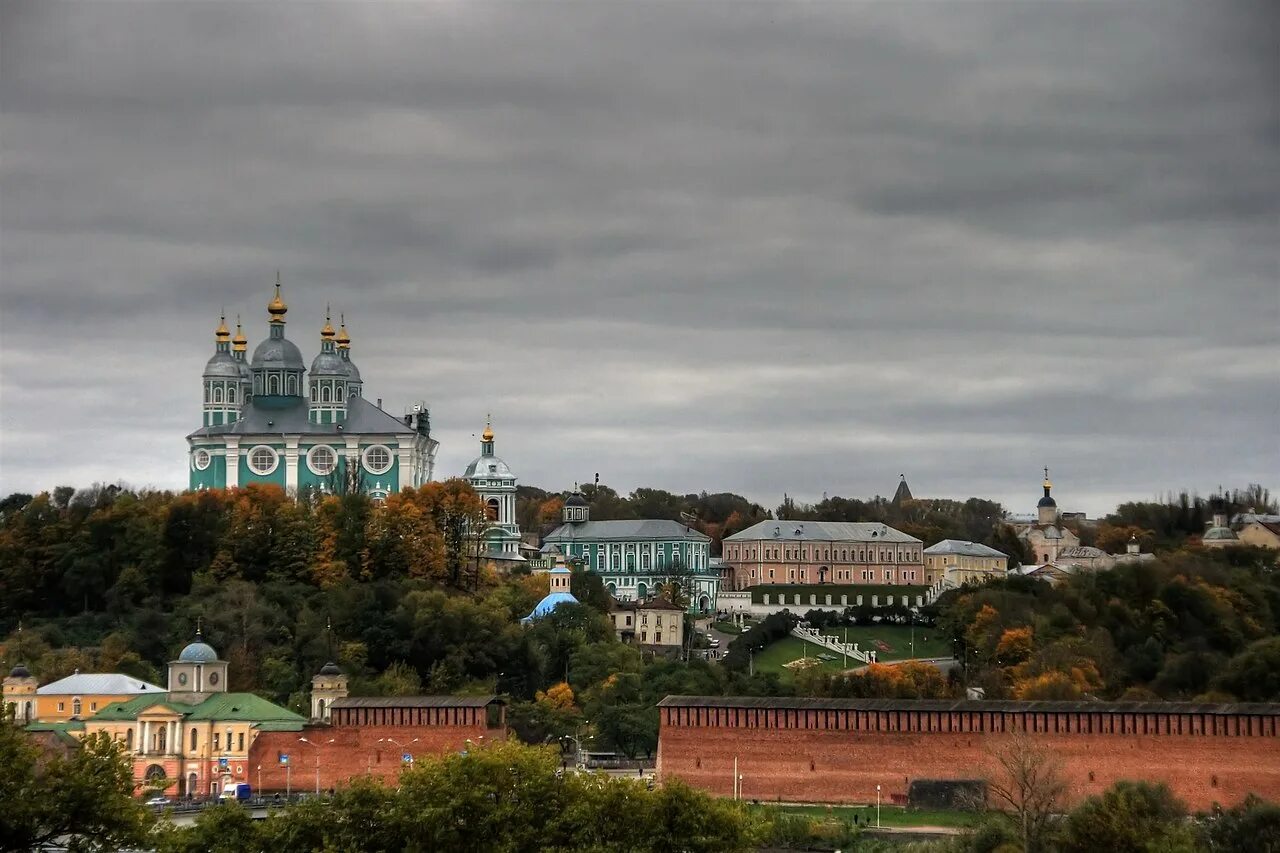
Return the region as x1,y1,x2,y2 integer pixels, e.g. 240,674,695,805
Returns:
657,706,1280,811
249,721,505,793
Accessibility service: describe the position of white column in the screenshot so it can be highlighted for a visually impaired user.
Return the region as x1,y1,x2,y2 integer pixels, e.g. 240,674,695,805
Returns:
396,439,413,491
284,436,300,491
142,720,150,754
225,439,240,488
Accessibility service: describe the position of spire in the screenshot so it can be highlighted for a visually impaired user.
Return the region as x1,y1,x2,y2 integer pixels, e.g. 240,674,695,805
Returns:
892,474,913,505
232,315,247,352
267,272,287,323
336,313,351,349
482,414,494,443
1043,467,1052,498
320,304,335,340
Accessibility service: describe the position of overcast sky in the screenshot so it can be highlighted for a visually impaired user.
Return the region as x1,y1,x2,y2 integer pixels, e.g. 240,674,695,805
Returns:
1,1,1276,517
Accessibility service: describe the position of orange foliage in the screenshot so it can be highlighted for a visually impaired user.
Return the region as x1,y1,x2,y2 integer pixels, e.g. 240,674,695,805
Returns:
996,627,1034,664
536,681,577,711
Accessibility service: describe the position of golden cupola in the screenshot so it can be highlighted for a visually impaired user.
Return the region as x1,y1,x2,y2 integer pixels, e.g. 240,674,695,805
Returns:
336,314,351,349
215,313,230,340
232,317,247,353
320,307,336,340
267,272,288,323
482,416,495,443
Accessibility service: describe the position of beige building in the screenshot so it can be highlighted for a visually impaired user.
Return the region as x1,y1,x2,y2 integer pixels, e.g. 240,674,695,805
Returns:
722,520,924,590
609,598,685,648
922,540,1008,586
4,667,164,725
1238,519,1280,550
1015,472,1081,565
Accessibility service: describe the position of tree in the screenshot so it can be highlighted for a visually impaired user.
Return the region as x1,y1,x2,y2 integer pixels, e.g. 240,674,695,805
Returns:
1059,781,1197,853
1216,637,1280,702
1202,794,1280,853
984,731,1067,853
0,727,153,853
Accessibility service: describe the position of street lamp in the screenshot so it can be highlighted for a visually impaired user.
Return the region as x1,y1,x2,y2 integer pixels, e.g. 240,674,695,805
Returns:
378,737,419,765
876,784,881,828
256,764,261,797
297,737,335,796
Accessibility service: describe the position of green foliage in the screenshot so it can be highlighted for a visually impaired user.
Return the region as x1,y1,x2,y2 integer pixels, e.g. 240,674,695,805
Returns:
1214,637,1280,701
1059,781,1197,853
1201,794,1280,853
155,740,762,853
0,726,153,853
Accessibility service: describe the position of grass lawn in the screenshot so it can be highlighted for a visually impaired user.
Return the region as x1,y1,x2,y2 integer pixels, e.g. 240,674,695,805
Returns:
751,637,857,677
819,624,952,662
753,803,982,829
712,621,743,634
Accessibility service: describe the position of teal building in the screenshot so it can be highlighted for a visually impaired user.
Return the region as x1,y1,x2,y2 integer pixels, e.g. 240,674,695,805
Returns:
541,493,719,614
462,418,524,563
187,277,438,499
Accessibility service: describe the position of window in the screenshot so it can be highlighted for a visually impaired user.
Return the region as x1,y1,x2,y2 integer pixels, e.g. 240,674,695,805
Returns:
247,445,278,475
655,632,663,643
321,385,331,403
212,387,223,404
307,445,337,476
193,449,211,471
214,733,220,750
72,698,81,717
228,387,236,403
238,732,244,751
268,374,280,395
57,702,64,712
363,444,393,474
191,728,198,750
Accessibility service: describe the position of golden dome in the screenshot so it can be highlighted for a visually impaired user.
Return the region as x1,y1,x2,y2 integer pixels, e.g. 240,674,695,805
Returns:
232,316,247,351
482,415,494,443
267,272,287,322
321,306,336,339
336,313,351,348
215,313,230,339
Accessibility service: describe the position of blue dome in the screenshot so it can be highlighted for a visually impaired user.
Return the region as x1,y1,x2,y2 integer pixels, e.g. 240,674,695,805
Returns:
522,592,579,623
178,637,219,662
1037,495,1057,508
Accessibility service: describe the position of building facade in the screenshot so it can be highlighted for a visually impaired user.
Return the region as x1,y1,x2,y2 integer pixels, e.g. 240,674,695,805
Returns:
608,597,686,648
462,418,523,562
1014,471,1081,564
542,494,718,614
2,671,165,724
80,633,305,798
187,277,438,500
922,540,1008,586
722,520,925,590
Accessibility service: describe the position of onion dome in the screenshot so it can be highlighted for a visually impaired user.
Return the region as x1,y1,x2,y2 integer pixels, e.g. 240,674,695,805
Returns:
564,491,588,508
310,348,347,376
203,314,241,378
178,632,219,663
482,416,494,443
215,314,230,340
335,317,351,349
320,307,336,340
267,272,288,323
8,663,31,678
317,661,343,676
232,317,248,352
251,335,305,370
1038,471,1057,508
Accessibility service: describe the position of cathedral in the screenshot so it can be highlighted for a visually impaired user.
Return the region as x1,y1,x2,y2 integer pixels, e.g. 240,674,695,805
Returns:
462,418,524,562
187,276,438,499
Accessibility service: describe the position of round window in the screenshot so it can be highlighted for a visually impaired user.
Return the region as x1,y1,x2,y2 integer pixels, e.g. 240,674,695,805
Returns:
193,449,212,471
208,672,220,686
306,445,338,476
362,444,393,474
247,445,278,476
177,672,188,686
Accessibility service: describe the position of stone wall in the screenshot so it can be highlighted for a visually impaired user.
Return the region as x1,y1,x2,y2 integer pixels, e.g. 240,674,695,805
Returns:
656,699,1280,811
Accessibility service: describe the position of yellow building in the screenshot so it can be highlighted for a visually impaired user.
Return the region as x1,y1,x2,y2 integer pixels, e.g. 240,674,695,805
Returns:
609,597,686,648
923,539,1009,586
3,667,163,724
1238,519,1280,550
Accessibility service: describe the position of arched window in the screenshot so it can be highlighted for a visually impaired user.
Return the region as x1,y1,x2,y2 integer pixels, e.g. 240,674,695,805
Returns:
321,386,331,403
72,698,82,717
254,375,262,395
317,699,326,718
486,498,499,521
212,387,223,404
126,728,134,751
190,728,198,750
268,375,280,395
287,375,297,395
228,387,236,403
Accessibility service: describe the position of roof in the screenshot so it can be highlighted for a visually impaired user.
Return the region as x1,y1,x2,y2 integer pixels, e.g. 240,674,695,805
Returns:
92,691,304,724
25,720,86,732
188,394,415,439
891,477,913,504
1251,520,1280,537
523,591,580,621
725,520,921,544
1204,526,1239,541
611,597,685,613
37,673,164,696
330,695,502,709
544,519,711,543
656,695,1280,715
464,452,515,479
177,638,219,663
923,540,1008,559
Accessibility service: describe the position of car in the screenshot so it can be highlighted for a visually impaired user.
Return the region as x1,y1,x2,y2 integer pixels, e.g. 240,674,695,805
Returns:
708,638,721,648
145,796,171,807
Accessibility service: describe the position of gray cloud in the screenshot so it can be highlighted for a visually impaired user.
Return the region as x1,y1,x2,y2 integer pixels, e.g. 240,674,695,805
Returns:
1,0,1276,517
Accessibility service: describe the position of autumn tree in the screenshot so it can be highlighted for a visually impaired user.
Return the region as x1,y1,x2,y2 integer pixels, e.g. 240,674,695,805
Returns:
984,730,1067,853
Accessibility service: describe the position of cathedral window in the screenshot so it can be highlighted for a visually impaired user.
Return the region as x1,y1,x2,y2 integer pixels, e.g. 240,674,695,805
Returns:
362,444,393,474
307,445,338,476
193,449,211,471
212,387,223,404
268,375,280,395
321,386,331,403
248,445,279,476
287,375,298,395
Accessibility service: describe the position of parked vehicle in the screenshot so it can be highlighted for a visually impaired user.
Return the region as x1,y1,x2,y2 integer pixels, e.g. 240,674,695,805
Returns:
145,795,171,807
219,782,252,802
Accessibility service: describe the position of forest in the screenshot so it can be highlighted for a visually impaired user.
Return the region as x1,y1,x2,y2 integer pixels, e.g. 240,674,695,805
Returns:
1,480,1277,761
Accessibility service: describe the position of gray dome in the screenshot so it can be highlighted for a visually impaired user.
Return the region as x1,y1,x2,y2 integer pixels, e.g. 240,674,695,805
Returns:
178,636,219,662
318,661,343,676
8,663,31,678
250,336,305,370
237,359,252,380
564,492,588,507
465,455,514,479
309,350,347,377
203,352,242,379
343,358,362,383
1037,495,1057,508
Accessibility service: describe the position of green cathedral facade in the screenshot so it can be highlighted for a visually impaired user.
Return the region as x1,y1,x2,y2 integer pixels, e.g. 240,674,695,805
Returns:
187,277,437,499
